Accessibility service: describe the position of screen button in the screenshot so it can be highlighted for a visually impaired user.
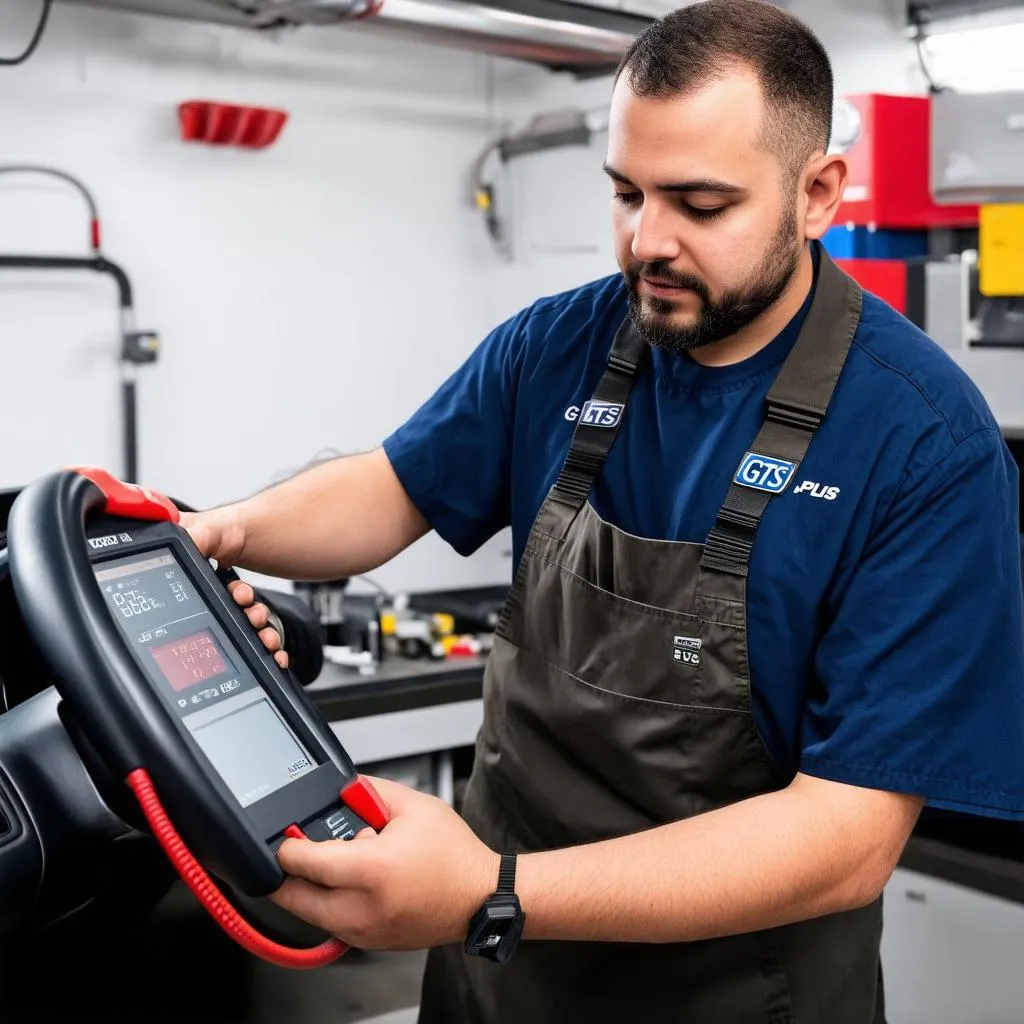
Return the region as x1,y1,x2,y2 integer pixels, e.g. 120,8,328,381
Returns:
324,809,357,840
298,805,371,843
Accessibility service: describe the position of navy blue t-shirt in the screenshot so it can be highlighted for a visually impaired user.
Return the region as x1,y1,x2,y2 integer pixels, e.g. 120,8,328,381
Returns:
384,249,1024,821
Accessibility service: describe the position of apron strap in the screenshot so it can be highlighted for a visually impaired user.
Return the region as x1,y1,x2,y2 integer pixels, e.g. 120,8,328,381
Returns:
702,250,864,578
551,318,648,509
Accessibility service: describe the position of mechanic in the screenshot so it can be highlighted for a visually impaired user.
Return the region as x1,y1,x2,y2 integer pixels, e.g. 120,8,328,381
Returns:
182,1,1024,1020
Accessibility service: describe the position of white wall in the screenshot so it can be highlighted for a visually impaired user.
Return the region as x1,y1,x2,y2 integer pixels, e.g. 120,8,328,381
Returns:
0,2,564,592
4,0,1023,594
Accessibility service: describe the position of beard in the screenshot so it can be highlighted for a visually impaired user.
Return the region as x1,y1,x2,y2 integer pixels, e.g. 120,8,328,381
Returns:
624,210,803,355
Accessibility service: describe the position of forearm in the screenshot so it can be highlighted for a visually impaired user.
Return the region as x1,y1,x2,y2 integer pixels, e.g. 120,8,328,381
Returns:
515,773,922,943
235,448,428,580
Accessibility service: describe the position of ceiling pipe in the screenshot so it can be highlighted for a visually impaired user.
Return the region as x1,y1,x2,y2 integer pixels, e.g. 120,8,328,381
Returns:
64,0,648,72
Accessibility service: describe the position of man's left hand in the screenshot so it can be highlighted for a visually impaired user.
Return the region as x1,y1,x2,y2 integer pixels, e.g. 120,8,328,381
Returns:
270,776,499,951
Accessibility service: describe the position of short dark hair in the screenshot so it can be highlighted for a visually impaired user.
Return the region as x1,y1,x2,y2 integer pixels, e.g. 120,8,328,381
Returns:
617,0,834,180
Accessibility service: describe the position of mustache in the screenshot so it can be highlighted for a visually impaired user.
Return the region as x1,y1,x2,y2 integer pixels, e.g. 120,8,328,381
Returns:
625,261,712,304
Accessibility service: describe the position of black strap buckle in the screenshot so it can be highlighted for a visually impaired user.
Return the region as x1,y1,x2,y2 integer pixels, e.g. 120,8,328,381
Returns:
552,476,591,506
703,525,754,577
716,505,760,535
702,505,760,577
607,351,638,377
552,445,605,505
562,445,605,478
767,398,824,433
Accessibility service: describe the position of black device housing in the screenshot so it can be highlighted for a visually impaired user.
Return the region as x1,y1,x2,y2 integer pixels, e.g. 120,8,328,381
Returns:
7,471,364,897
465,894,525,965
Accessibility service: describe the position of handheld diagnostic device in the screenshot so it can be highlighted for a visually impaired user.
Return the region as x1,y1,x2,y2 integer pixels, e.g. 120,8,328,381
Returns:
6,467,389,969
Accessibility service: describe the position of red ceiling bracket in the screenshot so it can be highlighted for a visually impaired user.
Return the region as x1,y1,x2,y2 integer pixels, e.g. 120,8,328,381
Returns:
178,101,288,150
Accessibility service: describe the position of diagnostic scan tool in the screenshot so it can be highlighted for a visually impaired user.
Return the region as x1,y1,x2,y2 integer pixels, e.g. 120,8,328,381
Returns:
6,467,389,968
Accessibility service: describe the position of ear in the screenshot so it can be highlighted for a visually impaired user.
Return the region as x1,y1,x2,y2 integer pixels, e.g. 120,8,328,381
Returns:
801,153,848,241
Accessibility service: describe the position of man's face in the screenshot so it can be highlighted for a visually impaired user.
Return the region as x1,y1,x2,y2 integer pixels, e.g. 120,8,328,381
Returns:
606,69,805,354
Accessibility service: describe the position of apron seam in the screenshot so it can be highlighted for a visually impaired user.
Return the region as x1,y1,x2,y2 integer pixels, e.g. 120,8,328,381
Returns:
532,548,743,628
532,507,748,610
579,500,709,549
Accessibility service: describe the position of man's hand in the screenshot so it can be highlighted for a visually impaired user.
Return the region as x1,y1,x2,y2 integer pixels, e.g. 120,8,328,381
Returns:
271,776,499,951
180,506,288,670
271,773,920,951
179,506,246,569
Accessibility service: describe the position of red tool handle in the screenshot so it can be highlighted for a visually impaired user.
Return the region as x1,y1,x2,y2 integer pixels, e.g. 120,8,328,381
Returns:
341,776,390,832
66,465,179,523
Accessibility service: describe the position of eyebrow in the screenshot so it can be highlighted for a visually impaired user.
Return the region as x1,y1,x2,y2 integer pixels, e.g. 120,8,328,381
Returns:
602,162,745,195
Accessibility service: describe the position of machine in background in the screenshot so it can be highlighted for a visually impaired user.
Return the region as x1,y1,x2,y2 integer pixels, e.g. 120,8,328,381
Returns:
929,90,1024,351
823,91,1024,354
825,92,1024,1022
293,576,502,671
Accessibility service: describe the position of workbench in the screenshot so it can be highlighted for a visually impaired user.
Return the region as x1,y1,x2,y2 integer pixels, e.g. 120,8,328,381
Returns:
307,653,486,804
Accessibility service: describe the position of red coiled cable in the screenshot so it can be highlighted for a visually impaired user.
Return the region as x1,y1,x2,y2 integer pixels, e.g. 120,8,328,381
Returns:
126,767,348,969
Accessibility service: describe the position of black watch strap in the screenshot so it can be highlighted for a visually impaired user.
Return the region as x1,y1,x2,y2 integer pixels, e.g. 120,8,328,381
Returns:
465,850,525,964
497,851,517,895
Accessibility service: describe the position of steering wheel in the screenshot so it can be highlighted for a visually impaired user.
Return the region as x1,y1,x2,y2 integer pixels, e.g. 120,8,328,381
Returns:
0,469,366,1005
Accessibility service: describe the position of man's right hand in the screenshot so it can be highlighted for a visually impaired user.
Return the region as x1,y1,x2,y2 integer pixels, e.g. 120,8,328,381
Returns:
172,449,427,673
179,506,246,568
180,507,289,671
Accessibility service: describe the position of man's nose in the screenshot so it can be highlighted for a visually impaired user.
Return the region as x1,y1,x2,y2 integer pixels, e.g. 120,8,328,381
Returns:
631,201,683,264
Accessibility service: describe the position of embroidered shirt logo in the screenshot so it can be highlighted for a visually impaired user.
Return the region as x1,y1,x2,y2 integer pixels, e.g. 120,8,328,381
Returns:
793,480,841,501
673,635,702,667
734,452,796,494
564,400,625,428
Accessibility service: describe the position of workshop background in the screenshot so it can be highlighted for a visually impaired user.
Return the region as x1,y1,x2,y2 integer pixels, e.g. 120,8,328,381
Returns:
2,0,1024,1022
3,0,1024,595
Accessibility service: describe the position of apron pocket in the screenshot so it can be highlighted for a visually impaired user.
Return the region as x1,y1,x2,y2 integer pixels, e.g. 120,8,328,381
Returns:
486,637,781,839
505,548,752,713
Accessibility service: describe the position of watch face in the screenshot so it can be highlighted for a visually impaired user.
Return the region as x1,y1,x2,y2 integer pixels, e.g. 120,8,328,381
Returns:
467,899,524,963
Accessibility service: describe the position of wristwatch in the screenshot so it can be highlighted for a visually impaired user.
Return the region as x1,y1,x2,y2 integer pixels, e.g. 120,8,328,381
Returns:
464,851,525,964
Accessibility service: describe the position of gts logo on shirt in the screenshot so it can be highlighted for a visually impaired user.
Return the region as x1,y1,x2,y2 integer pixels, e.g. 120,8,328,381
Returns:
564,400,625,428
734,452,796,494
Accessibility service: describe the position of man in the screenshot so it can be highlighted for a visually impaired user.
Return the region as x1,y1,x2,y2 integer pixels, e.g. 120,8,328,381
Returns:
183,1,1024,1021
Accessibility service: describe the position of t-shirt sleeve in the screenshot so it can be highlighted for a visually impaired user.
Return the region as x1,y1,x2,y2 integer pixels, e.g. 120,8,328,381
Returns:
800,427,1024,819
381,309,527,557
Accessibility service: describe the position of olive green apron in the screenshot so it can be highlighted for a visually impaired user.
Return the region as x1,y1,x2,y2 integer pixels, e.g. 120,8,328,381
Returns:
419,251,884,1023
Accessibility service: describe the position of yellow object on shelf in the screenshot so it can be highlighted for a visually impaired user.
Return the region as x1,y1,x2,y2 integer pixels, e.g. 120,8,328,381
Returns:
979,204,1024,297
432,613,455,636
380,612,397,636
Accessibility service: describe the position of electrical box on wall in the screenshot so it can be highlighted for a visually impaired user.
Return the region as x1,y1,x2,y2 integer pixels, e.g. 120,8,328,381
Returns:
932,90,1024,205
835,94,979,230
834,258,908,314
979,204,1024,297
